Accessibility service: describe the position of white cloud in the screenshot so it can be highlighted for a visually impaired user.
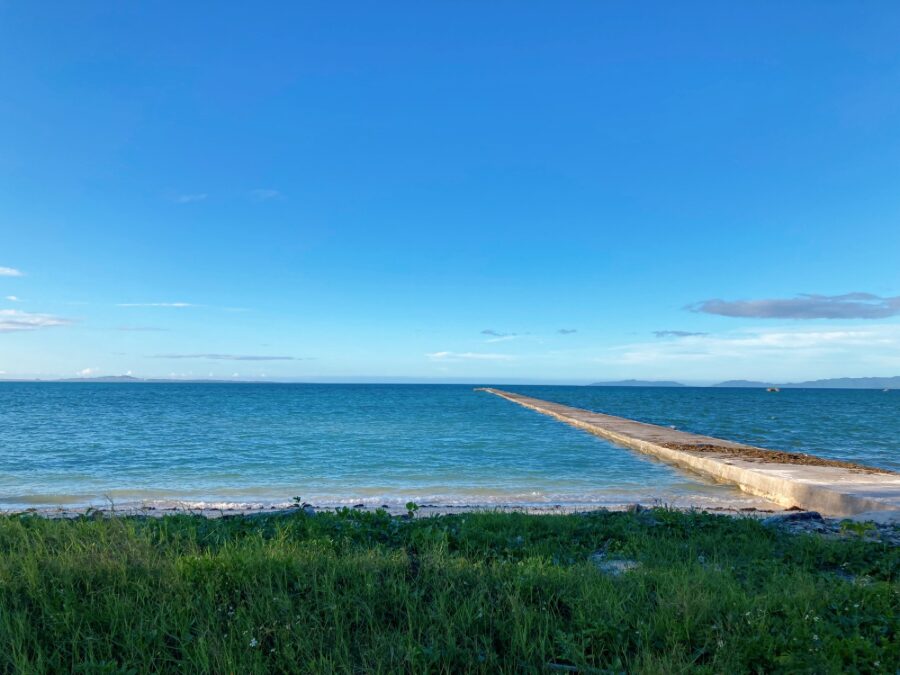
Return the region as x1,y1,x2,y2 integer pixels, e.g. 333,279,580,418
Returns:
594,324,900,378
174,193,207,204
152,353,302,361
485,334,518,343
0,309,72,332
0,267,23,277
5,296,21,302
117,325,168,332
76,368,98,377
117,302,196,308
653,330,707,338
481,329,527,344
426,351,515,362
250,188,282,201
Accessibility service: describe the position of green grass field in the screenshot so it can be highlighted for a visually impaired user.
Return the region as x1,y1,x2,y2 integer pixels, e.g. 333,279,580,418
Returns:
0,508,896,673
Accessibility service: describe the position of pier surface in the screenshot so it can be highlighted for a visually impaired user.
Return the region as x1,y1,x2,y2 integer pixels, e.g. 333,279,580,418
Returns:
480,388,900,520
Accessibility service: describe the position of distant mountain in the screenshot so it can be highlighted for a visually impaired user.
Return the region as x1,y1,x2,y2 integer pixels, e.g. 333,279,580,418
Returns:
713,376,900,389
60,375,145,383
5,375,898,389
780,376,900,389
589,380,686,387
713,380,774,388
52,375,249,384
592,376,900,389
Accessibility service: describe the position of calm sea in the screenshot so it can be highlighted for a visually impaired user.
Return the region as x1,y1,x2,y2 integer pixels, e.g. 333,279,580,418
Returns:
1,383,896,511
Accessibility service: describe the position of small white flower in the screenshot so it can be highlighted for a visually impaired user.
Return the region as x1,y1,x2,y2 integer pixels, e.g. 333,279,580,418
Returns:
249,637,259,648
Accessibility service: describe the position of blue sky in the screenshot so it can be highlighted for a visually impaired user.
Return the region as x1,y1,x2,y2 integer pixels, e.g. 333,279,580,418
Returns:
2,2,899,383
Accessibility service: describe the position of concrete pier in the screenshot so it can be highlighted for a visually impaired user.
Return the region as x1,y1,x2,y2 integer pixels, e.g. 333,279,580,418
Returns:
479,388,900,519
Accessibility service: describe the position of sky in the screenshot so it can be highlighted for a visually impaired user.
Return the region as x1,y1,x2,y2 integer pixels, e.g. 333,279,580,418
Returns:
2,2,900,383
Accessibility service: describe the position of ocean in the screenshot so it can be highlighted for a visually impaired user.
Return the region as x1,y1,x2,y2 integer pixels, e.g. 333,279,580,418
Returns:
1,383,896,511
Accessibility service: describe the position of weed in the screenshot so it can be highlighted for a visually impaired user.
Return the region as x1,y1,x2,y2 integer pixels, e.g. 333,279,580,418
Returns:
0,509,895,673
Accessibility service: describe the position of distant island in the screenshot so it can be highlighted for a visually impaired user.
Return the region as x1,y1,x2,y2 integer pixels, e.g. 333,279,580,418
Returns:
4,375,252,384
0,375,897,389
589,380,686,387
713,380,772,388
591,376,900,389
713,376,900,389
61,375,151,383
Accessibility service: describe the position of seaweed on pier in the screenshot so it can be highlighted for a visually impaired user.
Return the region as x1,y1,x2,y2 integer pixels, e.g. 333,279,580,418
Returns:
661,442,893,474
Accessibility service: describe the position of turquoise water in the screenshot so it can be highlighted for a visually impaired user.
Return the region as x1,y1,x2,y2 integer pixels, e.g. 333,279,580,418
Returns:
0,383,896,510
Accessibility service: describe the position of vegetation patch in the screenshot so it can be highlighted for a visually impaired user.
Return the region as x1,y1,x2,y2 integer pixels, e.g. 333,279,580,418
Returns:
0,509,897,673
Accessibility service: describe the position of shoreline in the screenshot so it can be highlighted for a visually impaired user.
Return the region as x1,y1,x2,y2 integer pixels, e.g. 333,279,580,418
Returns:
1,490,786,519
2,499,788,520
7,501,898,545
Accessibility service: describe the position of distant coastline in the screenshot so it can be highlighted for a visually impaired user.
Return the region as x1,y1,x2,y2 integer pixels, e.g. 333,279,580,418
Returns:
591,376,900,389
589,379,685,388
0,374,898,389
0,375,251,384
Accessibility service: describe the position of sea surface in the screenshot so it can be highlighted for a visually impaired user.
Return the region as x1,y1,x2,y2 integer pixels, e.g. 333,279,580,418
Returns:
0,383,897,511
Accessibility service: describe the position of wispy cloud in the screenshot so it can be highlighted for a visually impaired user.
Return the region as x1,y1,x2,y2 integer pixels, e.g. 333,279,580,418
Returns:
0,309,72,332
174,193,208,204
5,296,22,302
250,188,282,201
117,325,169,332
117,302,196,308
653,330,708,338
427,351,515,362
0,267,23,277
557,328,578,335
151,353,304,361
598,324,900,369
481,329,520,343
76,368,98,377
689,293,900,320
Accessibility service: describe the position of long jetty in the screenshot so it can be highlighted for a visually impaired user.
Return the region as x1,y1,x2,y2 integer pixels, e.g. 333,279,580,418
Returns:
478,388,900,519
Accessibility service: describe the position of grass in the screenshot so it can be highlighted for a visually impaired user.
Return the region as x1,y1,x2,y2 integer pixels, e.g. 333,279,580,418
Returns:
0,508,896,673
